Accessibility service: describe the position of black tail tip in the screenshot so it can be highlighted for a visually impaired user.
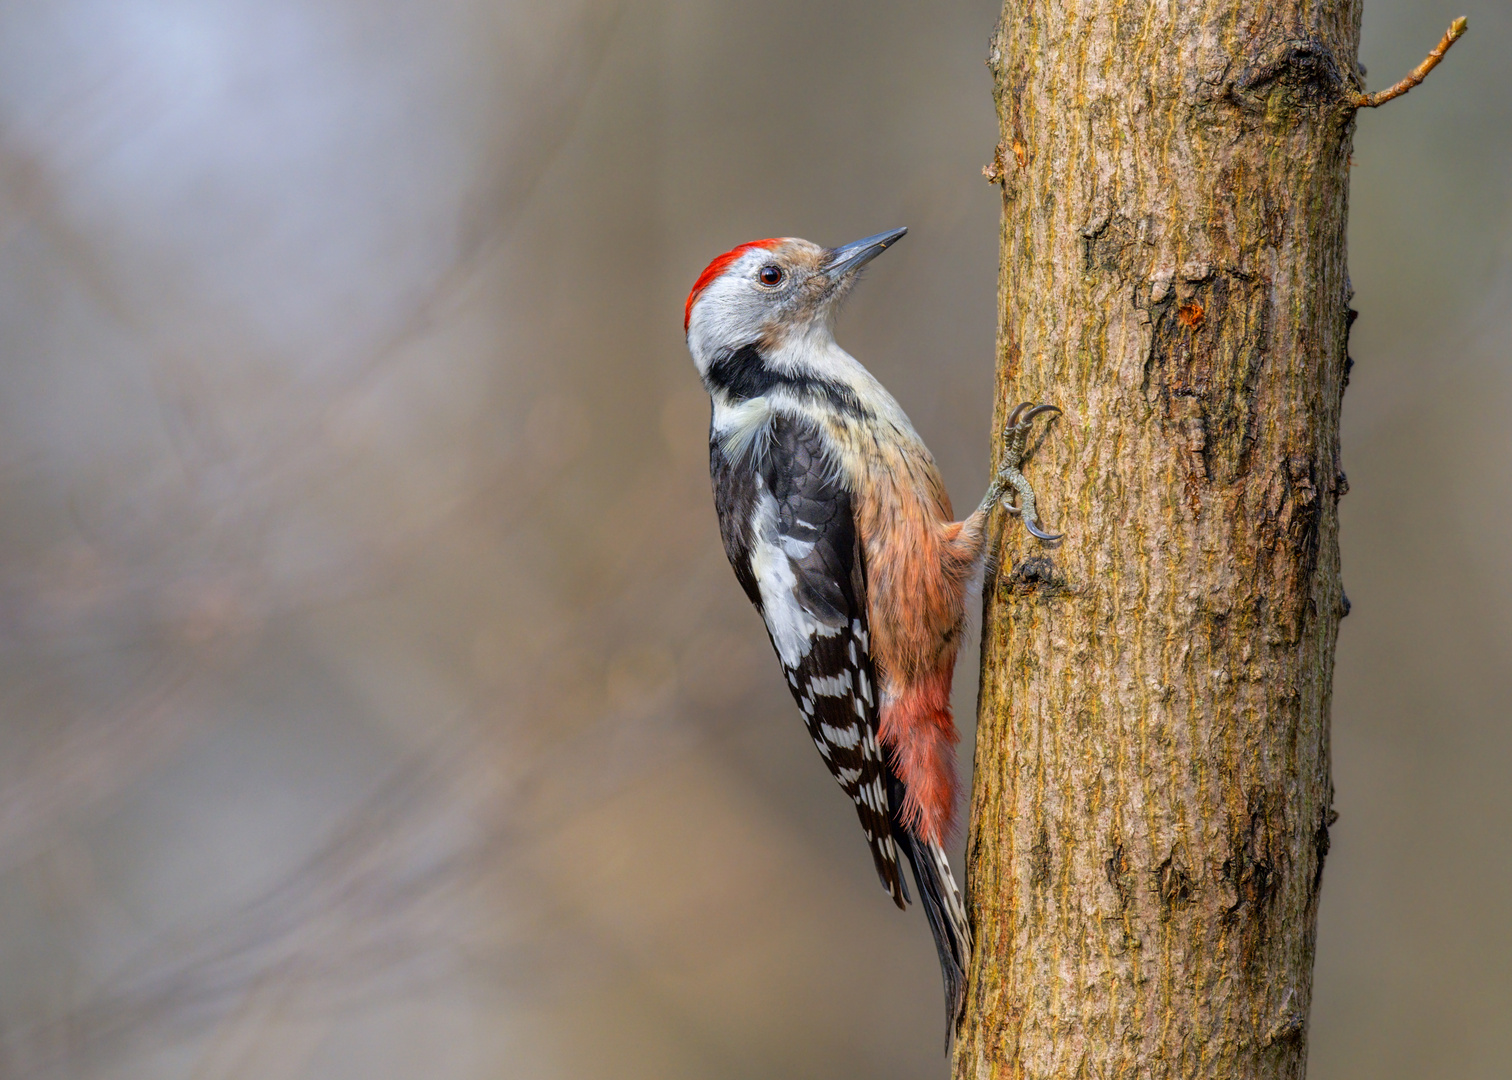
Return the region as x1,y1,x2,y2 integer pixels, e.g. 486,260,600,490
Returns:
895,830,972,1051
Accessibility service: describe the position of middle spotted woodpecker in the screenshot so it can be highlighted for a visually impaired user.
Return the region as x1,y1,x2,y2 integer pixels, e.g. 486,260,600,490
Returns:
685,228,1061,1035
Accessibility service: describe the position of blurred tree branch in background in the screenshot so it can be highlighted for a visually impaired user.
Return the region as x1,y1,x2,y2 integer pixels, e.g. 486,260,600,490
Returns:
960,1,1367,1074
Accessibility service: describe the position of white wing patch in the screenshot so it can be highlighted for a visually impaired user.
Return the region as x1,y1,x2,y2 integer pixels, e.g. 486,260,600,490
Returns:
749,490,843,668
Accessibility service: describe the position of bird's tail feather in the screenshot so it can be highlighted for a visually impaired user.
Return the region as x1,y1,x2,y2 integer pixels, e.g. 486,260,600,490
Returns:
897,825,972,1048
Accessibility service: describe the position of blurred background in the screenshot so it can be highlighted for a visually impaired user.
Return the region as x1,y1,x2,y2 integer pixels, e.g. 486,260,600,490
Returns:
0,1,1505,1077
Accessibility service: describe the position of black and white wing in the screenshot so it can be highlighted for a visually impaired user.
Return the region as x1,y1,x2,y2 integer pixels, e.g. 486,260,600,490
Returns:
711,408,972,1033
712,412,906,905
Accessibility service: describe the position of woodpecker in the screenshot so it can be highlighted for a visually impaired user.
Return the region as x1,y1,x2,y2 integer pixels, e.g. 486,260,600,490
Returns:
685,228,1060,1036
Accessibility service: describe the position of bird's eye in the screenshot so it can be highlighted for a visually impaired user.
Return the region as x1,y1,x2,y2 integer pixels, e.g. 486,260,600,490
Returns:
758,265,784,287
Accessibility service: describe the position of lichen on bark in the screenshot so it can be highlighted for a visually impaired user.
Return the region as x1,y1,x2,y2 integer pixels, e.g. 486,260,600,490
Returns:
958,2,1360,1076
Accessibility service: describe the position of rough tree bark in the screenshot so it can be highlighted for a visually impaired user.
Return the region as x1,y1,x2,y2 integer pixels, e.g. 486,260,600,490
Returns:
958,3,1368,1076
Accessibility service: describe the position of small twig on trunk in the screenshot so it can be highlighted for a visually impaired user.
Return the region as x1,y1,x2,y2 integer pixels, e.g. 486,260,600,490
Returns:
1357,17,1467,108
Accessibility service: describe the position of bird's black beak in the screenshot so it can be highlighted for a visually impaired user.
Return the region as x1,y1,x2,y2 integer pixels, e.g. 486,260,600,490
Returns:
824,227,908,279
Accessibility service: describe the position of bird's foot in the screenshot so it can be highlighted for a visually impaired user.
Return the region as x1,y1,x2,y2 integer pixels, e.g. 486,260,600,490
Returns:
993,401,1061,542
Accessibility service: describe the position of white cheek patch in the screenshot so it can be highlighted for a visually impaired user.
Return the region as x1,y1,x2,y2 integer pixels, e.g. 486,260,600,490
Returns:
688,263,774,365
750,491,842,667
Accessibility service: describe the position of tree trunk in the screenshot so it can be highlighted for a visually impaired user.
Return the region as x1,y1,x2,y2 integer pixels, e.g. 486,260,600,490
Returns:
958,2,1359,1076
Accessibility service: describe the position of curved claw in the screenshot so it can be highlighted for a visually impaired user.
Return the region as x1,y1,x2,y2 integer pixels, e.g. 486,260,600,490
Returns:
1020,404,1061,423
993,400,1065,542
1024,518,1063,542
1005,401,1062,429
1000,492,1060,540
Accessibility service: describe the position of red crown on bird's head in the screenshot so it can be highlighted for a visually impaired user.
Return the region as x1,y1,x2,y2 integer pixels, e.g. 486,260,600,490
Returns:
684,238,782,331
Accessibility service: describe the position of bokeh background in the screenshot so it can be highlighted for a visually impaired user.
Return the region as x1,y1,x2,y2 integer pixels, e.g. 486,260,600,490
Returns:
0,1,1506,1077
